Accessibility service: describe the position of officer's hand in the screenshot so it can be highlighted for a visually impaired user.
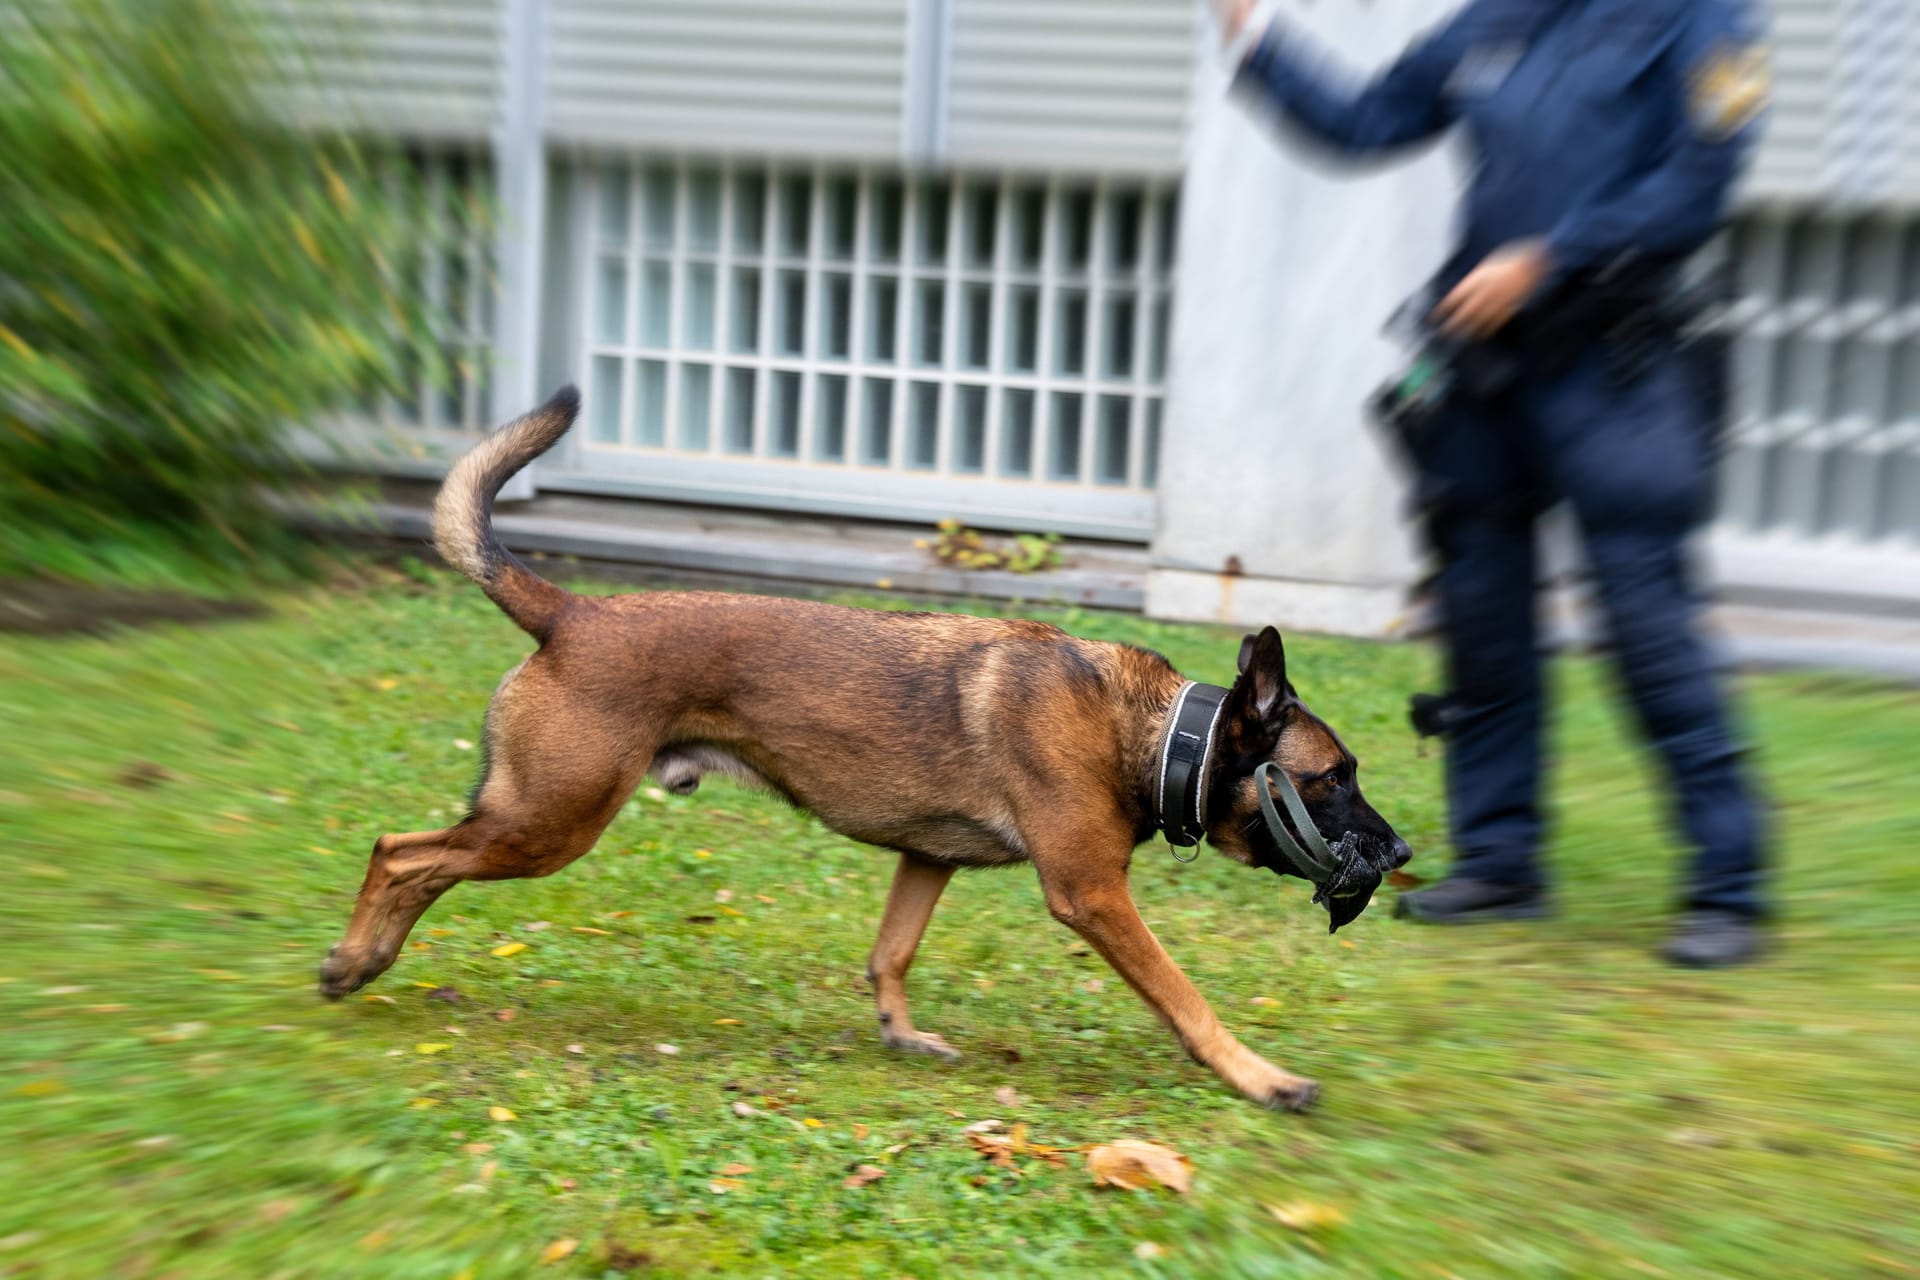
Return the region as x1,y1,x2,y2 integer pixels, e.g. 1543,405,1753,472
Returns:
1434,241,1551,340
1211,0,1258,44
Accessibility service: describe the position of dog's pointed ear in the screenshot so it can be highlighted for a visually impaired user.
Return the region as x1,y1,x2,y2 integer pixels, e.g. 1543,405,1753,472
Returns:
1224,627,1292,756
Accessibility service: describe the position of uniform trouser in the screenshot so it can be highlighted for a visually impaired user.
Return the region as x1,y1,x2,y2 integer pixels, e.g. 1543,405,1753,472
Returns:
1422,346,1768,917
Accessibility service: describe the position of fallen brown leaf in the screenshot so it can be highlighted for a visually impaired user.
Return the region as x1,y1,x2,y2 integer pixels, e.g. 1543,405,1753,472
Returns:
490,941,527,958
539,1238,578,1264
843,1164,886,1189
426,986,462,1004
488,1106,517,1122
995,1086,1022,1107
571,926,610,936
1086,1140,1194,1193
717,1162,753,1176
493,1008,516,1022
852,1123,869,1140
731,1101,758,1117
708,1177,746,1194
966,1131,1017,1169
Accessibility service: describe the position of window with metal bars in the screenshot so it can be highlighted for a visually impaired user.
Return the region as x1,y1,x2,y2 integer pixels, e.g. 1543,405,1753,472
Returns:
579,160,1176,493
378,148,495,436
1721,211,1920,544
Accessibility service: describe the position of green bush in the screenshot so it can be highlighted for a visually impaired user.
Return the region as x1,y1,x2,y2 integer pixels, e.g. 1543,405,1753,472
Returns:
0,0,436,589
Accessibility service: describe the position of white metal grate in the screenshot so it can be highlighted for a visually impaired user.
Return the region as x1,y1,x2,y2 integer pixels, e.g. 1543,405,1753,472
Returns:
1718,210,1920,544
565,158,1176,537
379,149,497,438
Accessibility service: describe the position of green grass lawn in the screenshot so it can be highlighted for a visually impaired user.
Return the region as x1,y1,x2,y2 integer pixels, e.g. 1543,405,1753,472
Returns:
2,563,1916,1279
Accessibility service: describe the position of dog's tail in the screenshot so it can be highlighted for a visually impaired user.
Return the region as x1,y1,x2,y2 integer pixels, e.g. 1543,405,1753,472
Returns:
431,384,580,642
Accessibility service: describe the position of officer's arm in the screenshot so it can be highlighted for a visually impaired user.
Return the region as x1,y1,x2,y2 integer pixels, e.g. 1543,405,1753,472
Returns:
1543,2,1767,273
1231,13,1463,156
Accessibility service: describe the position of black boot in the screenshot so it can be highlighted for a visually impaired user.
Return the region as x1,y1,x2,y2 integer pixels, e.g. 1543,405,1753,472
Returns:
1662,910,1763,968
1393,875,1548,924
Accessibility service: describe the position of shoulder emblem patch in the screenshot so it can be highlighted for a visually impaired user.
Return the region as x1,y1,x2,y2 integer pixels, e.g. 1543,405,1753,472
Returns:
1689,44,1769,140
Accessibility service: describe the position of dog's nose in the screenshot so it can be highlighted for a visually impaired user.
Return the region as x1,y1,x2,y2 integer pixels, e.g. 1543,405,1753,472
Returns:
1390,838,1413,869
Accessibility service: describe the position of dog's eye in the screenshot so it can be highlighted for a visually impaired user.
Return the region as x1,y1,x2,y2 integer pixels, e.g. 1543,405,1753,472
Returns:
1322,771,1343,789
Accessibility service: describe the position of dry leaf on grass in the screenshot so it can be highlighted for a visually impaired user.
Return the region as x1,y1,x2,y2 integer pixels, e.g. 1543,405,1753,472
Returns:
1266,1201,1346,1232
716,1162,753,1176
539,1238,578,1264
488,1106,517,1123
1086,1140,1194,1193
1134,1242,1169,1260
851,1123,869,1140
490,941,527,958
966,1130,1018,1170
708,1177,746,1194
843,1164,886,1189
731,1101,758,1118
995,1086,1021,1107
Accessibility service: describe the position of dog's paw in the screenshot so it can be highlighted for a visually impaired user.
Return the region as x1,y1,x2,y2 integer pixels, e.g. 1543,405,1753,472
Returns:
316,947,370,1001
1260,1075,1320,1113
882,1026,962,1060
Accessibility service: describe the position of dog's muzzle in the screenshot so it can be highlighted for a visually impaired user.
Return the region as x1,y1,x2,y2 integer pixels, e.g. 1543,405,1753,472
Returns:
1255,762,1383,934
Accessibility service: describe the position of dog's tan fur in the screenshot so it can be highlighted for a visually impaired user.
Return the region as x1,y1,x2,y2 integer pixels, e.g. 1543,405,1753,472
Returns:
319,388,1401,1109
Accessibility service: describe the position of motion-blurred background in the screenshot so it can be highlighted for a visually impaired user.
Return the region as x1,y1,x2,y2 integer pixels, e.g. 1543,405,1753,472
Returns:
3,4,1919,1278
6,0,1917,664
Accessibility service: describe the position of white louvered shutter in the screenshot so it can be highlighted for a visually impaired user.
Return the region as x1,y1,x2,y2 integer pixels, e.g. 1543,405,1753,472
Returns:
946,0,1194,173
543,0,911,159
262,0,503,141
1744,0,1920,208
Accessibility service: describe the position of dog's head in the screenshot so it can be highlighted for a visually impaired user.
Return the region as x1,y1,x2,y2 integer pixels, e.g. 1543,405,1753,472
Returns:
1204,627,1411,930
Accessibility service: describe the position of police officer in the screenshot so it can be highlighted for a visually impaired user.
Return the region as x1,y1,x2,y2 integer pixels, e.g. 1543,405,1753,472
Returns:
1214,0,1772,965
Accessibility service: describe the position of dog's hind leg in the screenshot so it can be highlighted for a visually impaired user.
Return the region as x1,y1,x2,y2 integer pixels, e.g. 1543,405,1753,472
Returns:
866,853,960,1059
320,661,652,999
318,822,481,998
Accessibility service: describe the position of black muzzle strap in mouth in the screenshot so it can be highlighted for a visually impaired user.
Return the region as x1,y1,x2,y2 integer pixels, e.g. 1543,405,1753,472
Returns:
1257,761,1381,934
1253,760,1342,883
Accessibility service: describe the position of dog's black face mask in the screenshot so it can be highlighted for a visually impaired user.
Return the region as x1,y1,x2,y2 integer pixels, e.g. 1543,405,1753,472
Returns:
1204,628,1413,932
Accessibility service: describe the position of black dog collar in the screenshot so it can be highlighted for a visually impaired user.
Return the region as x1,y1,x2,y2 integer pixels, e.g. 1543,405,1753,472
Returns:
1154,682,1230,851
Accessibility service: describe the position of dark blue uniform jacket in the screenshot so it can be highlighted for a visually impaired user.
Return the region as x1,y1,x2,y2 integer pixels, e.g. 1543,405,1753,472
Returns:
1237,0,1767,290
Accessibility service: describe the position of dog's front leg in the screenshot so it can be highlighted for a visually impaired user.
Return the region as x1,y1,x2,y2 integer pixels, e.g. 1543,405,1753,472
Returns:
867,853,960,1059
1038,859,1318,1111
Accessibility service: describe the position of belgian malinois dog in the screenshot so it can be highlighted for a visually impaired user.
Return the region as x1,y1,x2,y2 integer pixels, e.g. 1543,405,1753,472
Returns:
320,388,1411,1109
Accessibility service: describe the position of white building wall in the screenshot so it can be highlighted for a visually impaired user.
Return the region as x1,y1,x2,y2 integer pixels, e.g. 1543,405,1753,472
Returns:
1147,0,1457,635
